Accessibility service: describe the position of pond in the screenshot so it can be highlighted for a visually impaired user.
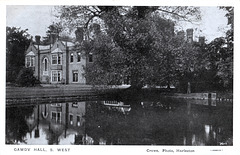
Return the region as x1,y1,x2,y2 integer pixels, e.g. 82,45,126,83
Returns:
6,97,233,145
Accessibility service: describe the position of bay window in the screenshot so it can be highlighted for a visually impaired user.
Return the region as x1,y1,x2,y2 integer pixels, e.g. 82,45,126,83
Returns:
52,54,62,65
26,56,35,67
52,70,62,82
51,111,61,123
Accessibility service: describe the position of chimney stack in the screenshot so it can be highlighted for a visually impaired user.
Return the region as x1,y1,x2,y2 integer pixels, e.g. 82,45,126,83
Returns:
199,36,205,45
186,29,193,43
177,31,185,39
35,35,41,45
75,27,84,43
50,34,57,44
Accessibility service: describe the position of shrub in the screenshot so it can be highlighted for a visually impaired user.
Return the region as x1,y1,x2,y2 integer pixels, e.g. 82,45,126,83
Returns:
15,67,40,87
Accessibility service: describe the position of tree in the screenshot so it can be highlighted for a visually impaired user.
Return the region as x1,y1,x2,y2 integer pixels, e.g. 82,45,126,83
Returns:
6,105,34,144
42,22,63,45
58,6,201,89
15,67,40,87
177,6,234,92
83,12,179,88
6,27,31,82
216,7,233,90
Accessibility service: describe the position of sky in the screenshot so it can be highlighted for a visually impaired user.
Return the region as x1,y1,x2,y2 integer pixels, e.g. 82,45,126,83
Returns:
6,5,56,37
6,5,229,43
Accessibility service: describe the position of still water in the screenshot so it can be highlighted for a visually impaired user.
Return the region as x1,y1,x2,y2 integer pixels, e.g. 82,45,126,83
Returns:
6,97,233,145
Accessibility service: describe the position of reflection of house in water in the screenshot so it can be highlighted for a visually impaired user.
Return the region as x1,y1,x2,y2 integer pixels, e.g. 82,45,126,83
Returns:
20,99,232,145
24,102,86,144
39,102,86,128
68,102,86,127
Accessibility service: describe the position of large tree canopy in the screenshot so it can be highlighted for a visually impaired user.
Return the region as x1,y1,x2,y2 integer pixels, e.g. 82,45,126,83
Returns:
57,6,202,89
6,27,31,83
57,6,201,28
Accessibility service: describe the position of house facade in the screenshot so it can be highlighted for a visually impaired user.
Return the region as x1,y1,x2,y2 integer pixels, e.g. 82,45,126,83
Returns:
25,37,93,84
25,27,205,86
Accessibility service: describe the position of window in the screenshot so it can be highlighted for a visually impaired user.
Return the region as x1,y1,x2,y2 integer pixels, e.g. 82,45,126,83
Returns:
52,71,62,82
70,53,74,63
52,55,57,64
26,57,30,67
44,59,48,71
26,56,35,67
89,53,93,62
58,72,61,81
77,52,81,62
52,112,56,120
51,103,61,107
69,114,73,125
26,57,31,67
30,57,34,66
52,54,62,65
72,102,78,108
77,116,81,126
43,58,48,75
73,71,78,82
52,71,57,82
58,55,61,64
51,112,61,123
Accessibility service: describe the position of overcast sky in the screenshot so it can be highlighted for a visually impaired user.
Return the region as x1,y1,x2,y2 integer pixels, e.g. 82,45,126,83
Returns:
6,5,229,43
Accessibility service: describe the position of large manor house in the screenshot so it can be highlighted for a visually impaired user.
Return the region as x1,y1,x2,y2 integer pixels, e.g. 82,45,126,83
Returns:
25,26,95,84
25,24,204,85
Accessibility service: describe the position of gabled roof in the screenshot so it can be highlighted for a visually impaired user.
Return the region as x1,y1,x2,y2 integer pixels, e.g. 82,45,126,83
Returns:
26,51,35,56
25,43,37,55
51,48,63,53
25,39,76,56
34,45,51,51
62,41,75,47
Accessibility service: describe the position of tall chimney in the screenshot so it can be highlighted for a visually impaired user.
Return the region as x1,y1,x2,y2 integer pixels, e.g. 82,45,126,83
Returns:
186,29,193,43
35,35,41,45
177,31,185,39
50,34,57,44
199,36,205,45
75,27,84,43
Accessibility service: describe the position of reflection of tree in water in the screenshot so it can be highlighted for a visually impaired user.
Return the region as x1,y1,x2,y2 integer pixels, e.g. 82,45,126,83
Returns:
6,105,34,144
85,99,232,145
85,101,184,145
85,101,126,144
47,123,64,145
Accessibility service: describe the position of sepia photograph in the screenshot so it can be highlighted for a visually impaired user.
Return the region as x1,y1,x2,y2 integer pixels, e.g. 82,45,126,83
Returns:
2,0,239,154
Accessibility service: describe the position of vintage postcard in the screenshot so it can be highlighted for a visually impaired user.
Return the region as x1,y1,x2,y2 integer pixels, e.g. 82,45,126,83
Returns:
1,0,240,154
